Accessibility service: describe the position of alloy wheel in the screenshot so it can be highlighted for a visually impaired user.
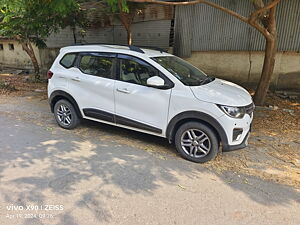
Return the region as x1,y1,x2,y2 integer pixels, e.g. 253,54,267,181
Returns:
180,129,211,158
56,104,72,126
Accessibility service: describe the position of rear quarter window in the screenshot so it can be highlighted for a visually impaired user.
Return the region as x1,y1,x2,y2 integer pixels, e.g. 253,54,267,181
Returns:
60,53,77,68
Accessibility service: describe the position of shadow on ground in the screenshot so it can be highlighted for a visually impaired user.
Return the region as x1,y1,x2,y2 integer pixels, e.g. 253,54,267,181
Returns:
0,96,299,224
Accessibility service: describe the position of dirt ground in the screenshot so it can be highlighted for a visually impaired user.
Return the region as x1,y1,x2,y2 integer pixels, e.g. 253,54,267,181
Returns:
1,73,299,189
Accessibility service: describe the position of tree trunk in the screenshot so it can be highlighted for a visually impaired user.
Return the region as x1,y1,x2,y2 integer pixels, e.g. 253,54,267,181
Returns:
253,37,277,105
21,42,40,80
119,16,133,45
253,3,278,106
72,26,77,44
119,13,133,45
118,0,135,45
127,27,132,45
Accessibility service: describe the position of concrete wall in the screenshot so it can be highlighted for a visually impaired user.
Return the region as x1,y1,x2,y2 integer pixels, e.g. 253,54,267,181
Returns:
39,48,60,75
1,39,299,92
0,40,41,71
185,51,300,91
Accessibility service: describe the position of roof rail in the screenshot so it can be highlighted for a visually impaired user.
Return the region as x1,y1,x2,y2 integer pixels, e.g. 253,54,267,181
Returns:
70,42,145,54
129,45,144,53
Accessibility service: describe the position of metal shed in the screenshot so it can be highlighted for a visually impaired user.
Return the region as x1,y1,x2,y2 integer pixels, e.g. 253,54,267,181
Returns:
174,0,300,57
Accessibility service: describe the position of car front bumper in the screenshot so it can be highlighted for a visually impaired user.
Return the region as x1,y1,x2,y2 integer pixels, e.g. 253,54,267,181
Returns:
216,110,253,151
222,130,250,151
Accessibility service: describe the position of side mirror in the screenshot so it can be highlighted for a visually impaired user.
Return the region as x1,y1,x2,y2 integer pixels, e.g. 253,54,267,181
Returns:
147,76,165,87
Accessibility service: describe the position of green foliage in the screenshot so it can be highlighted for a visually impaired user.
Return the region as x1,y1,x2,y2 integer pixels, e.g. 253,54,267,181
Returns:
0,0,80,47
107,0,129,13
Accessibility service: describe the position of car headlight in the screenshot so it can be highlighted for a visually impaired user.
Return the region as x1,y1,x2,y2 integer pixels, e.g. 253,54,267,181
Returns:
218,105,245,118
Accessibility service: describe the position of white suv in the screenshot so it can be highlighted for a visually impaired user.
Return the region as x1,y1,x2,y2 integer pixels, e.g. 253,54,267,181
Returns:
48,44,254,163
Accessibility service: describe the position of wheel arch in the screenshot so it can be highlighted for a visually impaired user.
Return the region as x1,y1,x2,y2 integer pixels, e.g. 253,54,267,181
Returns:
49,90,82,118
166,111,228,146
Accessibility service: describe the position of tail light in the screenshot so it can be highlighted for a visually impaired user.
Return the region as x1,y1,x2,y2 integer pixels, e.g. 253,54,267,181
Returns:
47,70,54,79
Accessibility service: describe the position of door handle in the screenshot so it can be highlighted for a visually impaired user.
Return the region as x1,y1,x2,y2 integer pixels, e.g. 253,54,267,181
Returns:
71,77,81,82
116,88,131,94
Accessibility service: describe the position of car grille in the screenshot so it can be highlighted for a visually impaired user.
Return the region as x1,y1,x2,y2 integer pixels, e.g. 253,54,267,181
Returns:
245,103,255,117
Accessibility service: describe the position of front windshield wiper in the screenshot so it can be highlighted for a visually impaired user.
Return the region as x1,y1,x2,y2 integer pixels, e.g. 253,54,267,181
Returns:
199,76,215,85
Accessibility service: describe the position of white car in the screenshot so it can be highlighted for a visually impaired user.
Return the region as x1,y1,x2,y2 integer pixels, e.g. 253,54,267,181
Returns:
48,44,254,163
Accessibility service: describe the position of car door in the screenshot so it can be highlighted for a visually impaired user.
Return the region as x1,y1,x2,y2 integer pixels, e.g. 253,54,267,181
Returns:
114,54,172,135
68,52,117,123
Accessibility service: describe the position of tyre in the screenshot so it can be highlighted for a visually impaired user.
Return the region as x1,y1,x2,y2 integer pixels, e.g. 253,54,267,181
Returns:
174,122,219,163
54,99,80,129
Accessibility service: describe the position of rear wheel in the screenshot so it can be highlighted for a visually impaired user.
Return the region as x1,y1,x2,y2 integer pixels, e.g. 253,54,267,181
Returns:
54,99,80,129
174,122,219,163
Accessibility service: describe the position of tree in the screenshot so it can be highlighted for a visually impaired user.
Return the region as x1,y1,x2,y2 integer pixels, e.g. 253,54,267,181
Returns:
118,0,281,106
107,0,145,45
0,0,80,80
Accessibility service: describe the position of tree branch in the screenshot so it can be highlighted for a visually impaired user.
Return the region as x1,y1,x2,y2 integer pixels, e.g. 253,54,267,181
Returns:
252,0,265,10
249,20,268,37
129,0,204,6
128,0,248,23
118,0,129,29
249,0,281,24
268,3,277,36
198,0,249,23
128,0,282,38
252,0,268,27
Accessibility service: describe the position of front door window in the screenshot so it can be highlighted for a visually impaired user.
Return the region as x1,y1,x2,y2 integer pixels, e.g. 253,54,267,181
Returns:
119,55,158,86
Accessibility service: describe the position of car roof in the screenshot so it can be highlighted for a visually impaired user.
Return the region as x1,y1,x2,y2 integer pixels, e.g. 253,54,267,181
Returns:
60,44,172,58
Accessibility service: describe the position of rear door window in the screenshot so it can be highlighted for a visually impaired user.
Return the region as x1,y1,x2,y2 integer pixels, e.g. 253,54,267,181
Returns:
79,53,116,79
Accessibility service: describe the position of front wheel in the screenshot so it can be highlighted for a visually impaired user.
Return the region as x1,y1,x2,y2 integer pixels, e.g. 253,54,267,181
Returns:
174,122,219,163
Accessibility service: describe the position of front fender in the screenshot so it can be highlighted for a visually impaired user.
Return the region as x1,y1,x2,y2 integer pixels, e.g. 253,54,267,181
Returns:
166,111,228,146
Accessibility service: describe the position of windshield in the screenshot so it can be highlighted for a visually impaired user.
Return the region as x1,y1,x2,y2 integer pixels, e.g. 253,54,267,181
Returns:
152,56,211,86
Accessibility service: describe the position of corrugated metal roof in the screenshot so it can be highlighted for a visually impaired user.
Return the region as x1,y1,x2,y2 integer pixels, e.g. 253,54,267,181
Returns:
174,0,300,57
